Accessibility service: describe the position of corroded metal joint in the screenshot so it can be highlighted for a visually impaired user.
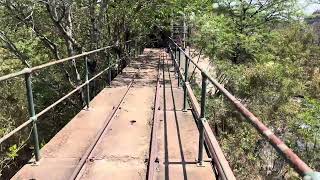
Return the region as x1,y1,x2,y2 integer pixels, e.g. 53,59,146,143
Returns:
30,116,37,122
23,68,32,74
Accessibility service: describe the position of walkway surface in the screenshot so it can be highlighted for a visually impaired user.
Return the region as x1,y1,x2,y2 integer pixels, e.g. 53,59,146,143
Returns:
12,49,215,180
153,56,215,179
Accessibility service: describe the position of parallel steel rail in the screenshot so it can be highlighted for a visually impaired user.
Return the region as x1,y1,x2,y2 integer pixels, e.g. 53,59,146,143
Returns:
69,62,143,180
0,37,144,163
168,37,320,180
147,53,161,180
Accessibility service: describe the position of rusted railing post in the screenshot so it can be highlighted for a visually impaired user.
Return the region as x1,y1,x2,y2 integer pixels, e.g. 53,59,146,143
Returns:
198,72,207,165
85,56,90,109
25,69,40,163
183,53,189,111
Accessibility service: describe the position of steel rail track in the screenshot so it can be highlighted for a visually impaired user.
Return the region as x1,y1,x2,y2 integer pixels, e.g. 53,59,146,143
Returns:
69,63,143,180
146,51,162,180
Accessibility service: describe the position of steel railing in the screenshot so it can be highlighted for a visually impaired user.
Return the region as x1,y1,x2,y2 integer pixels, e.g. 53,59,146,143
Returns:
0,37,145,163
168,37,320,180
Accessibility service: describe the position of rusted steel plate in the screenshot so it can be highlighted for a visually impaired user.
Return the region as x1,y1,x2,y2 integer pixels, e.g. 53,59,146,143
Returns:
147,58,161,180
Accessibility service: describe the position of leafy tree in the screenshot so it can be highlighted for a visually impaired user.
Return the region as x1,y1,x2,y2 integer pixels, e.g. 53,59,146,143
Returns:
187,0,320,179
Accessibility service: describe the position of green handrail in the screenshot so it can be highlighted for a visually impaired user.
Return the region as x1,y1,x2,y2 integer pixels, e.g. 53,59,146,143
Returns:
0,37,144,164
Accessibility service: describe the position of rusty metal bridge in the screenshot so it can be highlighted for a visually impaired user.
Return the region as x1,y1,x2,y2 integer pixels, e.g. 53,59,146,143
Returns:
0,37,319,180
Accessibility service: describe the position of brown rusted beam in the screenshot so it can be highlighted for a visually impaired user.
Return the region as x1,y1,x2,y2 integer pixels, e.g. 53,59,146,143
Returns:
206,75,313,176
147,56,161,180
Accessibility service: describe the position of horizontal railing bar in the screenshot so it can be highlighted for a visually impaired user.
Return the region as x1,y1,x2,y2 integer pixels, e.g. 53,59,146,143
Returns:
0,68,31,82
0,62,116,144
0,37,143,162
0,119,33,144
205,74,313,176
31,46,114,72
0,47,113,82
36,63,115,118
169,37,314,177
0,38,141,82
168,45,236,180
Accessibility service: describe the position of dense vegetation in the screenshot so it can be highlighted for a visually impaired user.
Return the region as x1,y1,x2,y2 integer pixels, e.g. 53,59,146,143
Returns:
0,0,319,179
184,0,320,179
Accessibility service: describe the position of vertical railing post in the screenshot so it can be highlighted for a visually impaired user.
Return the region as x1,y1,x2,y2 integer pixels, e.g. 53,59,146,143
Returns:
172,45,176,78
183,53,189,111
170,45,177,76
178,46,181,87
140,41,142,55
198,72,207,166
85,56,90,109
174,45,177,59
116,53,119,75
128,42,131,57
25,70,40,163
106,51,112,87
135,40,138,57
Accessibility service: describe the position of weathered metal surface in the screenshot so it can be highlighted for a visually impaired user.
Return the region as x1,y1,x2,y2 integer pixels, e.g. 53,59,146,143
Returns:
169,44,236,180
147,57,161,180
69,79,136,179
79,87,154,180
12,86,130,180
12,48,153,180
79,50,158,179
154,57,216,180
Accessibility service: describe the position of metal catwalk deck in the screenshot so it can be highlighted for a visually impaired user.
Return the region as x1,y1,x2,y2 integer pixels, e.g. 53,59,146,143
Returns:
12,49,215,180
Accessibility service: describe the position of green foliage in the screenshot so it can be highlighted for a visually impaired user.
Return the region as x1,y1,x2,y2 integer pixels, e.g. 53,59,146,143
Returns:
188,0,320,179
6,145,18,160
